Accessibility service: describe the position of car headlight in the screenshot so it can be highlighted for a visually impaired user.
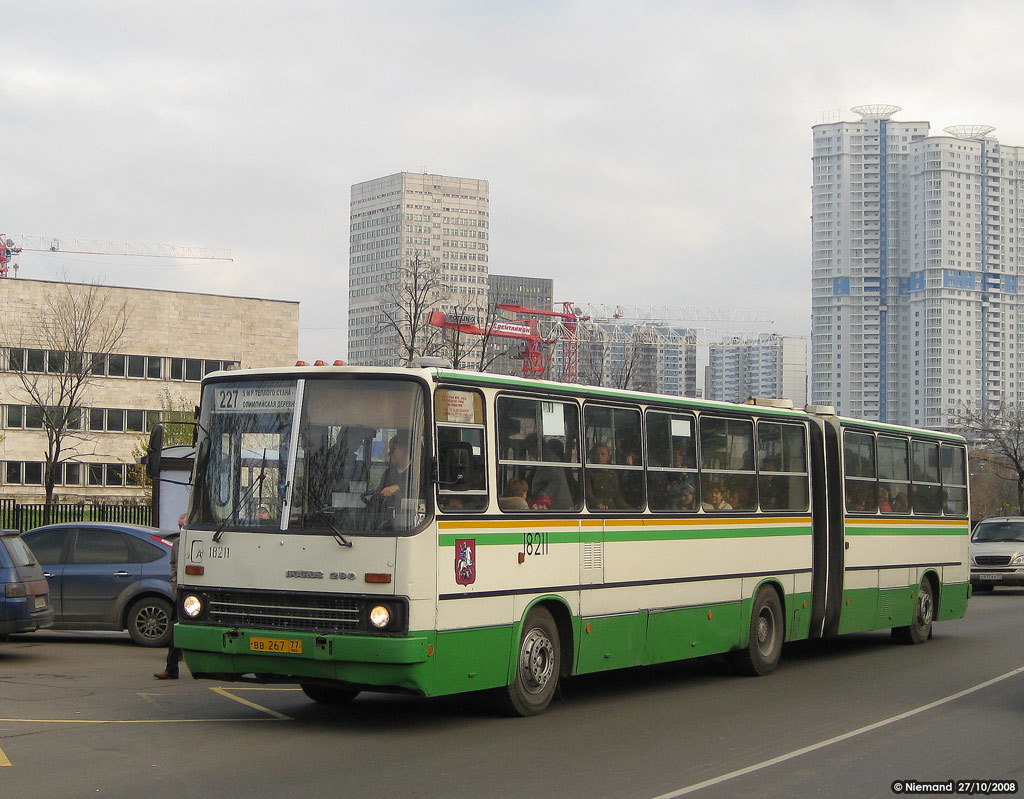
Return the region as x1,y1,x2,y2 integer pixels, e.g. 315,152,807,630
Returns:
368,604,391,629
182,594,204,618
1013,554,1024,566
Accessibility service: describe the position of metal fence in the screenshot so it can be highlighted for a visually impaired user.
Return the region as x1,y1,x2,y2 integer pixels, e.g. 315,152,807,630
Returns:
0,498,152,532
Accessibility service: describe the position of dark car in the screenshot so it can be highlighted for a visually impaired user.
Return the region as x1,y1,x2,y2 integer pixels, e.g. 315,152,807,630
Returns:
20,522,174,647
1,528,54,639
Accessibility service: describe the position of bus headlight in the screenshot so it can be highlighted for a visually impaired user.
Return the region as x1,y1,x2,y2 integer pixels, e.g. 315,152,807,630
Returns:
369,604,391,629
182,594,204,618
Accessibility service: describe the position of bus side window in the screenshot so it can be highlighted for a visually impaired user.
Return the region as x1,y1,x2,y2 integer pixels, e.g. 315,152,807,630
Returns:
941,444,968,516
699,416,755,511
435,388,488,513
756,421,808,511
877,435,909,514
844,430,878,513
496,395,581,512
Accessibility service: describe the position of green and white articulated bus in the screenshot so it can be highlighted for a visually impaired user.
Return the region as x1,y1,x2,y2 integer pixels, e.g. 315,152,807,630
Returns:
152,363,971,716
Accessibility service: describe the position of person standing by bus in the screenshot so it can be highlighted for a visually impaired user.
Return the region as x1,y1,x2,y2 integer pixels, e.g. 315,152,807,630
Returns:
154,513,185,680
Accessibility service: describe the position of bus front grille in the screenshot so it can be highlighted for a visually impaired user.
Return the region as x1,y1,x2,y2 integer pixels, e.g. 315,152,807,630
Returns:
204,589,362,634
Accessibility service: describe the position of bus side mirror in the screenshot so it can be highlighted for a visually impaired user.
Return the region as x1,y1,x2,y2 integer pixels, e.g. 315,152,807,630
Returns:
437,441,473,490
146,425,164,480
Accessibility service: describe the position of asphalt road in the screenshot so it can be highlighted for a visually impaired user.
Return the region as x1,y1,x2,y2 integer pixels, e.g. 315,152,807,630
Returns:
2,590,1022,799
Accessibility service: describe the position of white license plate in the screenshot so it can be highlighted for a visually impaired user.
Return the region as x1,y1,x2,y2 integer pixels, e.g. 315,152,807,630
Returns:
977,573,1002,581
33,595,47,609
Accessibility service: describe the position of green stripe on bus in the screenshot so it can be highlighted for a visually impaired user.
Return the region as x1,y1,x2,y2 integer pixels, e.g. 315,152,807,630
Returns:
438,525,811,547
845,525,967,536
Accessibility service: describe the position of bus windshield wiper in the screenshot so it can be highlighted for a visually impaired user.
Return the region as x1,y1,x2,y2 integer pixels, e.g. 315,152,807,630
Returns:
213,450,267,542
304,486,353,548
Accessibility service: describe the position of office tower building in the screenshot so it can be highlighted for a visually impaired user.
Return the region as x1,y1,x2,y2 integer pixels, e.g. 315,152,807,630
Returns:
348,172,489,366
811,105,1024,428
706,334,808,406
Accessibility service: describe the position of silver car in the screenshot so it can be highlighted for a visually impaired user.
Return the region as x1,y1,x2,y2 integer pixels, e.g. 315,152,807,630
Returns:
970,517,1024,591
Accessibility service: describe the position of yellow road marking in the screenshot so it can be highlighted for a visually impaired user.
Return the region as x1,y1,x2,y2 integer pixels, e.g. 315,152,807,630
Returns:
0,717,281,724
210,686,293,720
0,745,11,766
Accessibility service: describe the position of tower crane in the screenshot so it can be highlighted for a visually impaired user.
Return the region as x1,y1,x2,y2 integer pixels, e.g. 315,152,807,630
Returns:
426,310,548,377
1,232,232,277
496,302,588,383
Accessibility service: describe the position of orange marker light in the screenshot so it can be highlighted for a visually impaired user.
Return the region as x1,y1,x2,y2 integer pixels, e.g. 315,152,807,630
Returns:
185,565,205,576
364,573,392,584
295,360,307,366
333,360,345,366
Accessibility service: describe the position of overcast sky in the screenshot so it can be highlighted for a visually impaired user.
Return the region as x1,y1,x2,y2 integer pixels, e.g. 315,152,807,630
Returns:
4,1,1024,361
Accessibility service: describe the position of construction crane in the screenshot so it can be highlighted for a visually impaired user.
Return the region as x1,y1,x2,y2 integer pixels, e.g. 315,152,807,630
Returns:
1,232,232,277
426,310,548,377
496,302,589,383
586,303,774,325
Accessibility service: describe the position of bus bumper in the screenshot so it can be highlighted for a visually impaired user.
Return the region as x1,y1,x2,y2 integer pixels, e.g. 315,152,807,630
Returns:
175,623,435,695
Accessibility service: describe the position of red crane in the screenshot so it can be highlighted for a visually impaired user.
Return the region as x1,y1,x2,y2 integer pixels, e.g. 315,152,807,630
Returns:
0,236,22,277
426,311,547,377
496,302,588,383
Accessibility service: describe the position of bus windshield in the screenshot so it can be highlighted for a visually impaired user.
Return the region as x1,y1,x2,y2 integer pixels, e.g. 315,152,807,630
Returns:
192,376,429,535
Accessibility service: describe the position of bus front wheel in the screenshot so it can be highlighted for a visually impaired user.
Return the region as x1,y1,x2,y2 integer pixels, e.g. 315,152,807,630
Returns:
499,606,560,717
893,578,934,645
732,587,784,676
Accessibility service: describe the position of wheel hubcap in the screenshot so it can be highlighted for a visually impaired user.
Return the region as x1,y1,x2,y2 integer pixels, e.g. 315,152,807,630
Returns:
756,608,776,656
138,607,169,639
918,590,933,626
520,628,555,694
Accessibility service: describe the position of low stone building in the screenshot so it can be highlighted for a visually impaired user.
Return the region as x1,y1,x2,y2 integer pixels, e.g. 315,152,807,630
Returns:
0,278,298,501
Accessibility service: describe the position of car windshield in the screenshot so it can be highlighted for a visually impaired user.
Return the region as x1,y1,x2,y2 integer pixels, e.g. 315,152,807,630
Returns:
972,521,1024,543
191,376,428,535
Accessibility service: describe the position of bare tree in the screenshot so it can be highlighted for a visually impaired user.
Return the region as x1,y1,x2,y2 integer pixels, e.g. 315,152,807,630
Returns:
376,254,447,366
955,401,1024,514
2,281,130,521
437,295,519,372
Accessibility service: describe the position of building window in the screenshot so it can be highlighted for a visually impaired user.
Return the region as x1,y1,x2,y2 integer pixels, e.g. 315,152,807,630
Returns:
5,462,22,484
23,462,43,485
5,405,23,428
88,464,104,486
27,349,45,372
89,408,106,431
107,354,126,377
127,354,146,378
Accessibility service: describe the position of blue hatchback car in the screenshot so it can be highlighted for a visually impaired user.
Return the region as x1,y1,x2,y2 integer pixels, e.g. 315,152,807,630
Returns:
1,528,54,639
20,522,174,647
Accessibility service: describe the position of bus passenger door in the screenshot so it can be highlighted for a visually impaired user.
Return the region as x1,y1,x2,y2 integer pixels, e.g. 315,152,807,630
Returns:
808,417,844,638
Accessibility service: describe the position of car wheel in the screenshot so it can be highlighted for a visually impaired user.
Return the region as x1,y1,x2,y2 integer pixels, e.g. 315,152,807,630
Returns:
127,597,173,648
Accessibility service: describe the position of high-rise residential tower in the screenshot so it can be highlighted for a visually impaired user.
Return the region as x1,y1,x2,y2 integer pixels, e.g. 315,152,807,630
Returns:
811,105,1024,429
706,334,808,406
348,172,489,366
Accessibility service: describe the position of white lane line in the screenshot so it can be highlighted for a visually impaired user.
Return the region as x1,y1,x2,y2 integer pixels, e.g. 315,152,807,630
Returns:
652,664,1024,799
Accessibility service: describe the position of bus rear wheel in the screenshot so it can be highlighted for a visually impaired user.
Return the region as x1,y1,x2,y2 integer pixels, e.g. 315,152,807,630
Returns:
893,578,934,645
732,586,784,676
499,606,560,717
300,683,360,705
